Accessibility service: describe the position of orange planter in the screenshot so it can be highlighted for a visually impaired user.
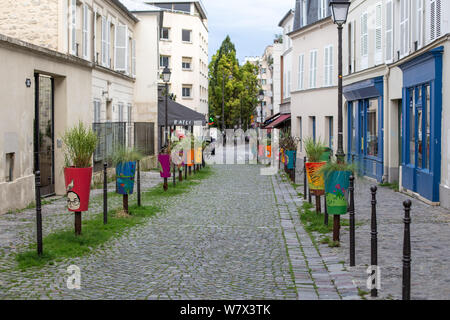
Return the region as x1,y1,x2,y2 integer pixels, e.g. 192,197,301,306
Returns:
305,162,326,192
266,146,272,158
187,149,195,167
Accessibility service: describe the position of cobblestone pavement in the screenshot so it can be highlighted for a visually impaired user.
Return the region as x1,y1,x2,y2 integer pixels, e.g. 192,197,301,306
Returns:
0,164,359,300
294,157,450,300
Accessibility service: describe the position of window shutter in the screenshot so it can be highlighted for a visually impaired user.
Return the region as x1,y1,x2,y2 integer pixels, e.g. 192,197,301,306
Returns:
360,13,368,69
70,0,76,55
93,11,97,63
416,0,423,48
400,0,409,57
82,4,89,59
101,16,107,66
298,54,304,89
115,24,127,71
386,1,393,62
106,20,111,67
375,3,382,64
328,45,333,86
131,39,136,77
324,46,329,86
309,51,314,88
430,0,442,41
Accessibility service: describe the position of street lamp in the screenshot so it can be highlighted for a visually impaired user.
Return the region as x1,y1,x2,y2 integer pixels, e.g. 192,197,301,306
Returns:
330,0,350,242
329,0,350,164
162,66,171,191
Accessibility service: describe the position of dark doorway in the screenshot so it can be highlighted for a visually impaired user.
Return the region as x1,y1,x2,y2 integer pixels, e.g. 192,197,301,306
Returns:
34,74,55,196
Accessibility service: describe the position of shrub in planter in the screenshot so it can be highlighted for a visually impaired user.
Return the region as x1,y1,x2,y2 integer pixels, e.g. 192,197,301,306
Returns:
62,121,98,235
304,137,326,193
319,160,356,215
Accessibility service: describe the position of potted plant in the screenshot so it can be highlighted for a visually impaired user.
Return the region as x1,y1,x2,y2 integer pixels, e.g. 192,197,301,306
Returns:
281,133,298,171
62,121,98,235
110,147,143,215
319,159,356,215
304,137,327,194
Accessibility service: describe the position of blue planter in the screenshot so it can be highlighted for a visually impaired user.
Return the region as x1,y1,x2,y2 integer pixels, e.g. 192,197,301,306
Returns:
116,161,136,195
285,150,296,170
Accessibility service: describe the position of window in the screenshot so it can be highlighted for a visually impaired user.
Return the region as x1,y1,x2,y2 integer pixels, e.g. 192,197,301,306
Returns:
261,79,267,85
416,0,423,48
115,24,128,71
318,0,327,20
174,3,191,13
82,4,89,59
309,50,317,88
94,100,101,123
5,153,14,182
101,16,107,66
425,85,431,170
261,68,267,74
298,54,304,89
182,57,192,70
408,88,415,165
118,103,124,122
367,99,379,157
160,27,170,40
348,21,356,74
182,86,192,98
182,29,192,42
131,39,136,77
311,116,317,142
360,12,368,69
160,55,170,68
400,0,410,57
385,1,394,62
301,0,307,27
324,45,334,86
327,116,334,149
374,3,382,64
350,102,356,153
127,104,132,124
430,0,442,41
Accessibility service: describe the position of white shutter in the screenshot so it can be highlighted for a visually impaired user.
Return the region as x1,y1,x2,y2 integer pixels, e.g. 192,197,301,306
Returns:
313,51,317,88
324,46,329,86
131,39,136,77
430,0,442,41
416,0,423,48
70,0,76,55
328,45,333,86
115,24,127,71
101,16,107,66
298,54,304,90
82,4,89,59
385,1,393,62
309,51,314,88
93,11,97,63
375,3,382,64
107,19,111,67
400,0,409,57
360,12,368,69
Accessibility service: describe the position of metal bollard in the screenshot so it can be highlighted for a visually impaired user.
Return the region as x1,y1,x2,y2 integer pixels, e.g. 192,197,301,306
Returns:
185,163,187,180
35,171,43,255
402,200,412,300
173,163,176,187
370,186,378,297
303,157,307,200
137,160,141,207
103,163,108,224
324,194,328,226
349,175,355,266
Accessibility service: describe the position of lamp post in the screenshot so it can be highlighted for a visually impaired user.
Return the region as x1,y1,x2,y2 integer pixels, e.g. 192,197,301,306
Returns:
162,66,171,191
330,0,350,242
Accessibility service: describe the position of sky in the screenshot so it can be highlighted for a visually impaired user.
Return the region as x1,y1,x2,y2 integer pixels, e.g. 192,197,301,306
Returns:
202,0,295,64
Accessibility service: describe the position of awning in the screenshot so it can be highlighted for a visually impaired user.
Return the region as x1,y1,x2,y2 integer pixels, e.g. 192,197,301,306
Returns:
158,97,206,127
262,113,281,128
266,114,291,129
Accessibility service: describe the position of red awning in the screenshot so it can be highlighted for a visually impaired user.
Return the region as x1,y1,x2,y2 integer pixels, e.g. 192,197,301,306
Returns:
266,114,291,129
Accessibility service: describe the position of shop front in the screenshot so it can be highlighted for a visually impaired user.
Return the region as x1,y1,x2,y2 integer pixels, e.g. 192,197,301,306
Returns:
399,47,443,203
344,77,384,182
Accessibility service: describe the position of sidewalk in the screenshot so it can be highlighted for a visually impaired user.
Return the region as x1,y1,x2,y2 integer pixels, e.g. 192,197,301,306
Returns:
294,157,450,300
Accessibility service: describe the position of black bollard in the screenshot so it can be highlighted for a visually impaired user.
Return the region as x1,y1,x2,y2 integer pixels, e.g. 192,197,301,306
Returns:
324,194,328,226
35,171,43,255
173,163,176,187
402,200,412,300
293,157,296,184
103,163,108,224
370,186,378,297
185,163,187,180
75,211,82,235
303,157,307,200
349,175,355,266
137,160,141,207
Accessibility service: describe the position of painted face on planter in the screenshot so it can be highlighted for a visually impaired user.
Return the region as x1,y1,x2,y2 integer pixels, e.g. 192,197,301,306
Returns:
67,191,81,210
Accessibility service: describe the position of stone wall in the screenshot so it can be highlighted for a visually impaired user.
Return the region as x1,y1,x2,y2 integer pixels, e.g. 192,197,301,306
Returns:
0,0,59,50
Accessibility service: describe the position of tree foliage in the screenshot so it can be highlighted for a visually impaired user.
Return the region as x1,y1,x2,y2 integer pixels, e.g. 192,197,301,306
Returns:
208,36,260,130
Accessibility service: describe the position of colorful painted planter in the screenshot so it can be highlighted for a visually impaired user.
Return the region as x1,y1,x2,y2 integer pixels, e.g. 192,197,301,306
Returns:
64,167,93,212
280,148,285,164
285,150,296,170
158,154,171,178
266,146,272,158
187,149,195,167
116,161,136,195
305,162,326,192
325,171,352,215
195,147,203,164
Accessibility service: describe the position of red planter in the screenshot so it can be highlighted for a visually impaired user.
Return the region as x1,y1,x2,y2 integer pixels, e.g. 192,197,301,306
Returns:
64,167,93,212
158,154,171,178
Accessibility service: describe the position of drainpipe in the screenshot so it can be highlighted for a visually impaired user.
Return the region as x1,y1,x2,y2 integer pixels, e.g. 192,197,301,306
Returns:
383,66,390,183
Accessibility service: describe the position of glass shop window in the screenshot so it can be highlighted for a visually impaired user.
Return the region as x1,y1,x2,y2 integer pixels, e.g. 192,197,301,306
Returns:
409,88,415,166
425,85,431,170
367,98,379,157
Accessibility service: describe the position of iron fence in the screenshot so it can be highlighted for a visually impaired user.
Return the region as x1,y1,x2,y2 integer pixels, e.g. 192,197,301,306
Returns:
93,122,155,172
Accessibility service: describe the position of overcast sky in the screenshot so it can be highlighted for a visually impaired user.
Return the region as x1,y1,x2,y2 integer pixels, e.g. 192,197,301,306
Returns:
202,0,295,64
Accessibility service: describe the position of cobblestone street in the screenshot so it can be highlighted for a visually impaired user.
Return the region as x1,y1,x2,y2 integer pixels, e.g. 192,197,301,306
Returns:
0,164,359,300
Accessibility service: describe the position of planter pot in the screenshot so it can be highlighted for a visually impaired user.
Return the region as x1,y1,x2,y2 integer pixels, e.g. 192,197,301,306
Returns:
158,154,171,178
195,147,203,164
258,145,265,157
187,149,195,167
266,146,272,158
285,150,296,170
64,167,93,212
320,148,332,162
280,148,285,164
116,161,136,195
325,171,352,215
305,162,326,192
